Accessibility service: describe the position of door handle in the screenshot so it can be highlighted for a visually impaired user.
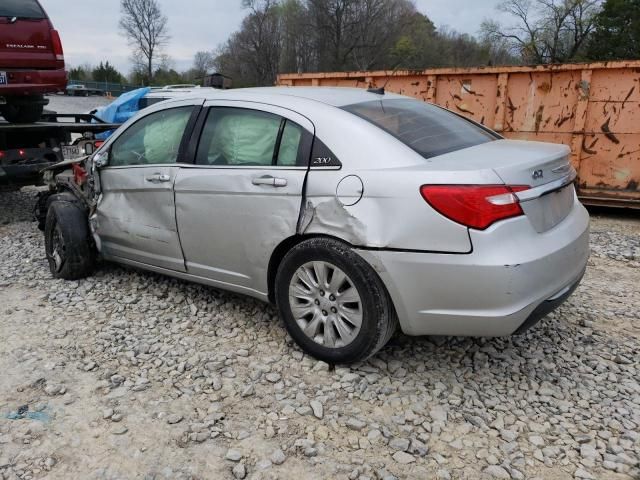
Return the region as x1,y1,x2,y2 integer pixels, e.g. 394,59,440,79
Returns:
145,173,171,183
252,175,288,187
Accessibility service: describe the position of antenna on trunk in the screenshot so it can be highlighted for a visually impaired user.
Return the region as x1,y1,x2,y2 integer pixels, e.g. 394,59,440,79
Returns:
366,59,407,95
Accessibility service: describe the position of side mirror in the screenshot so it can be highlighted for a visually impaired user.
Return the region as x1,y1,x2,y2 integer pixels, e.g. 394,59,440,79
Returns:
94,151,108,168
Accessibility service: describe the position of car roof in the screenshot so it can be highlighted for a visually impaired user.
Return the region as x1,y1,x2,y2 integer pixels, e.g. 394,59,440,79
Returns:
144,87,211,98
169,86,406,107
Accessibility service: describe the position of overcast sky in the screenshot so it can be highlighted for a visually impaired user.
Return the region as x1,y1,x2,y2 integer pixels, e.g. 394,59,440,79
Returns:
40,0,510,76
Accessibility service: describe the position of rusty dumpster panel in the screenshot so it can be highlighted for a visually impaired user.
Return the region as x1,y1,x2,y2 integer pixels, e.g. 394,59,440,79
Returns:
278,61,640,207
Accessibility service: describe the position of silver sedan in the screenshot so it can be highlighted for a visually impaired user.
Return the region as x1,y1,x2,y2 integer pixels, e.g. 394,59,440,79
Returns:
43,87,590,363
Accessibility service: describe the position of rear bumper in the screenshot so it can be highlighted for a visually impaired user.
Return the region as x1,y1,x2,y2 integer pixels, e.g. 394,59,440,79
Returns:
356,198,590,337
512,269,584,334
0,69,67,97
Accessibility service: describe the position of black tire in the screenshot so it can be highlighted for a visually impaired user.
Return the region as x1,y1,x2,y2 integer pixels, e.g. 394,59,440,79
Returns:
36,191,76,231
44,200,95,280
275,237,397,364
0,102,44,123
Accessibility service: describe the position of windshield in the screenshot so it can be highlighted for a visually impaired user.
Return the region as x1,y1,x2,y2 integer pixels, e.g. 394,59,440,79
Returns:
0,0,46,19
342,98,497,159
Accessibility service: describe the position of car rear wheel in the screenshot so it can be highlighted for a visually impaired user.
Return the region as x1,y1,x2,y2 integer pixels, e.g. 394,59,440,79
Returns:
275,237,397,364
44,200,95,280
0,101,44,124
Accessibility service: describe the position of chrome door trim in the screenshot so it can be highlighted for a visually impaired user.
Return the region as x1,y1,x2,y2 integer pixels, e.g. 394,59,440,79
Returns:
177,164,308,171
201,99,315,135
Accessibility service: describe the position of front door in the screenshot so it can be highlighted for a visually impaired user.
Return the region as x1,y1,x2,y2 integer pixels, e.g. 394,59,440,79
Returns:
95,104,197,271
174,102,314,296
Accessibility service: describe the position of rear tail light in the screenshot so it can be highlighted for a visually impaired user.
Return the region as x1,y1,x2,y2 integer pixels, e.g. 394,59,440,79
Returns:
72,163,87,185
420,185,530,230
50,29,64,61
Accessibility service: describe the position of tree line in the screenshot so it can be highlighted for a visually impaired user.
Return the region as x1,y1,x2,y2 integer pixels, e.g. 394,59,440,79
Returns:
212,0,516,87
70,0,640,87
213,0,640,86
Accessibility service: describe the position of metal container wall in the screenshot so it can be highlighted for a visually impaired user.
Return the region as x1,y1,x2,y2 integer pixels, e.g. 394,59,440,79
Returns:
278,61,640,207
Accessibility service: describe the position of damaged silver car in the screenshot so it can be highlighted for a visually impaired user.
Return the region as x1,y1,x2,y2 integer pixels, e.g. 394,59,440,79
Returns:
40,87,590,363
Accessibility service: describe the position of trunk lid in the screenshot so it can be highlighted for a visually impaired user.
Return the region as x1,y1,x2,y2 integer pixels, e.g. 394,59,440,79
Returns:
435,139,576,232
483,139,572,189
0,0,58,69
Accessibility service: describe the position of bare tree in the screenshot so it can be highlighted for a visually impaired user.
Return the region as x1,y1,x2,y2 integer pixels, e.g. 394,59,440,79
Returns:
279,0,316,74
481,0,601,64
193,51,215,79
350,0,416,70
119,0,169,84
215,0,520,86
217,0,282,86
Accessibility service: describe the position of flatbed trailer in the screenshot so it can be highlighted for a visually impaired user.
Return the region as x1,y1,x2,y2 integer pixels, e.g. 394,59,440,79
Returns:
0,114,120,190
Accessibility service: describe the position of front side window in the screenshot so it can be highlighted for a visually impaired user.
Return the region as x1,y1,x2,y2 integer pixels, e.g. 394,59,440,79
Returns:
110,107,193,167
342,99,497,159
196,107,306,167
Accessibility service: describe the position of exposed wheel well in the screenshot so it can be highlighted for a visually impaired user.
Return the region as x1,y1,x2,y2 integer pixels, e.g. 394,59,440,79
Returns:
267,233,354,304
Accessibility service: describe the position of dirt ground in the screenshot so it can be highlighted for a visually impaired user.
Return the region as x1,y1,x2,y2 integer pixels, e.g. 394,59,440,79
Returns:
0,190,638,480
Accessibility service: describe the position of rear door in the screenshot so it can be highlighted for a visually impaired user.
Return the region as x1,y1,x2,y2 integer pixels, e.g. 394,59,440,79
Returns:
174,101,314,295
0,0,56,69
95,101,200,271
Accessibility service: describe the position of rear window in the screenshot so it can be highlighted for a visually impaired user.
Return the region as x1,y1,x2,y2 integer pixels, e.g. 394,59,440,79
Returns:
342,99,497,159
0,0,46,19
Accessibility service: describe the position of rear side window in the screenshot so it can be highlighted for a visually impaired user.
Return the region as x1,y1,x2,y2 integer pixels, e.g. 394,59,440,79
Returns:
342,99,497,159
196,107,308,167
1,0,46,19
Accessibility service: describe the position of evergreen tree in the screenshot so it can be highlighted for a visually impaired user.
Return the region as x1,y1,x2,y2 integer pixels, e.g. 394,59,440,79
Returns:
588,0,640,60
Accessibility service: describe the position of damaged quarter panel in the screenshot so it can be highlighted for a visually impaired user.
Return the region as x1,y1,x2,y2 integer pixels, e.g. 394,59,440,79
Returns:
301,105,502,252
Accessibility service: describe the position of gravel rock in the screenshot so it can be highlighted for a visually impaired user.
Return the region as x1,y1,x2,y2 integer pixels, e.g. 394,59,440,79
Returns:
389,438,410,451
483,465,510,479
346,418,367,431
232,463,246,479
167,414,184,425
391,451,415,464
225,449,243,462
310,400,323,419
265,373,281,383
270,448,286,465
574,468,596,479
436,469,451,480
111,426,128,435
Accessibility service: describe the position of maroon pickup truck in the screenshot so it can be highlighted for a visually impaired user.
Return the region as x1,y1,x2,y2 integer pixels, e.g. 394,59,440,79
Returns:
0,0,67,123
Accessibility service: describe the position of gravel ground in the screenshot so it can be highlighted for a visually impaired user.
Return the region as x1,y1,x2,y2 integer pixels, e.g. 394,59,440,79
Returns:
0,189,638,480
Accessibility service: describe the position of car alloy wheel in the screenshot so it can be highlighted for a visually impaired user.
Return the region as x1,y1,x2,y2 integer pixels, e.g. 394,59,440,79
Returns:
288,261,363,348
